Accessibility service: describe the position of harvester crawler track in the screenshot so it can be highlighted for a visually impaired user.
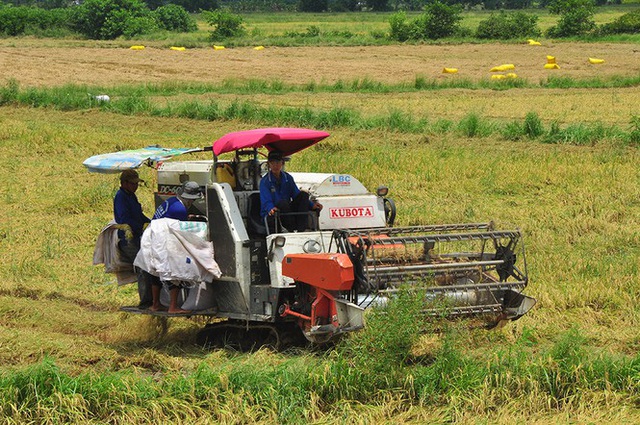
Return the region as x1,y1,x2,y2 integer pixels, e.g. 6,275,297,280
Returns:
331,222,534,322
195,321,308,352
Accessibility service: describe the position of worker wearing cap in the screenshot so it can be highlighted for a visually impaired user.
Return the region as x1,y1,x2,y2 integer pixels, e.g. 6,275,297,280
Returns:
113,169,152,308
153,180,202,221
114,169,151,257
148,181,203,314
260,151,322,232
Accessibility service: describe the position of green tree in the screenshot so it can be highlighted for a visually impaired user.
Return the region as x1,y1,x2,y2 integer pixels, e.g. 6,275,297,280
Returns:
389,11,412,41
70,0,156,39
299,0,328,12
483,0,503,9
203,8,245,39
503,0,532,8
329,0,359,12
172,0,218,12
143,0,164,10
598,9,640,35
0,6,71,36
39,0,73,9
476,11,541,39
411,0,462,39
366,0,389,11
153,4,197,32
389,1,462,40
546,0,596,37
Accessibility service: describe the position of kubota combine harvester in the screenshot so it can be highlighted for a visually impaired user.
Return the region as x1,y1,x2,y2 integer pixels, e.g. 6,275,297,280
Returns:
85,128,536,349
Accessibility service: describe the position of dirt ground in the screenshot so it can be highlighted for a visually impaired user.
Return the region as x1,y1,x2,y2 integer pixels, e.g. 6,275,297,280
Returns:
1,42,639,87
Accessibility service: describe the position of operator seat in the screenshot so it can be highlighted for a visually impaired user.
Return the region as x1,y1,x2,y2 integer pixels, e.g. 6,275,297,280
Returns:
247,192,267,236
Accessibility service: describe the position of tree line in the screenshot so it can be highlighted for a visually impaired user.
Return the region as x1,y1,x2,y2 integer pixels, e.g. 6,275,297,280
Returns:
0,0,625,12
0,0,638,39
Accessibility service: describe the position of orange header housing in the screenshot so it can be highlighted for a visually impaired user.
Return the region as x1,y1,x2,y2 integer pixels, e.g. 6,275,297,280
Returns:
282,253,354,291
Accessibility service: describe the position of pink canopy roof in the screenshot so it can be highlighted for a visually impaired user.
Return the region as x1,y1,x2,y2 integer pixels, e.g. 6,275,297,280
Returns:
213,128,330,157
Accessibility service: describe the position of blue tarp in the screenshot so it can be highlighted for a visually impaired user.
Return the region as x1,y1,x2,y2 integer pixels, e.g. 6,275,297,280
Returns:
83,146,202,173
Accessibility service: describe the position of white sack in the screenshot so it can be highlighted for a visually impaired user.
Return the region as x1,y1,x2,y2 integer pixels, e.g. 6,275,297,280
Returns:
93,220,136,285
134,218,221,283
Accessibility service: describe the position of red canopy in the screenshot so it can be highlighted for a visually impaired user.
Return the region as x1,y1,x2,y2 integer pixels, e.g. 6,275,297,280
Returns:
213,128,330,157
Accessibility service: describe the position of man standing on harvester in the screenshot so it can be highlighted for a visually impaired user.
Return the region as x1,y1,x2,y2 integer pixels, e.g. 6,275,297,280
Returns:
146,181,203,314
113,169,151,307
260,151,322,232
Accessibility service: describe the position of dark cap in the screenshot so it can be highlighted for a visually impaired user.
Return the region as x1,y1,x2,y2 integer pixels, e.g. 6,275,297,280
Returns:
120,169,144,184
178,181,202,199
267,151,284,162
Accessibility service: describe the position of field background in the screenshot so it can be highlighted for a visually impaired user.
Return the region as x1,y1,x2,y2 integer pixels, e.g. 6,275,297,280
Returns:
1,8,640,424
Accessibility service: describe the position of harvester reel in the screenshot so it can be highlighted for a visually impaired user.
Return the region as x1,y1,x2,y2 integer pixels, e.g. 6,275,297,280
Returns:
494,244,516,282
383,198,396,226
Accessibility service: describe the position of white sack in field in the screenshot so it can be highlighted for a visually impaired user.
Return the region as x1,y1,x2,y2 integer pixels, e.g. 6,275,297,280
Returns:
134,218,221,283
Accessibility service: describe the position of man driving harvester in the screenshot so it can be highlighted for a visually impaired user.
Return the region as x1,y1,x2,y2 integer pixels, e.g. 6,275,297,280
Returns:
259,150,322,232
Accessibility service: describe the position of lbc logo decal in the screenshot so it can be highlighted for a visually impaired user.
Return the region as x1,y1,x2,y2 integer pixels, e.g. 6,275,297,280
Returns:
330,175,351,186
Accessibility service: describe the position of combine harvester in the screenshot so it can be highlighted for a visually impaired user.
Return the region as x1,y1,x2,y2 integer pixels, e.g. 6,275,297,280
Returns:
85,128,536,349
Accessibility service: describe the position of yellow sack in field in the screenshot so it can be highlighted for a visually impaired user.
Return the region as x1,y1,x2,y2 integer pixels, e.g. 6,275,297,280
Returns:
589,57,605,64
254,46,265,50
546,55,556,64
442,67,458,74
490,64,515,72
130,45,145,50
213,45,225,50
170,46,186,51
506,73,518,78
527,39,541,45
544,63,560,70
491,74,506,80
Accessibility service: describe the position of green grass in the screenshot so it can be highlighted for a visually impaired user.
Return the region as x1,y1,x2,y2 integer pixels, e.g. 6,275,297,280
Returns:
2,105,640,421
1,81,638,147
4,74,637,99
1,297,639,423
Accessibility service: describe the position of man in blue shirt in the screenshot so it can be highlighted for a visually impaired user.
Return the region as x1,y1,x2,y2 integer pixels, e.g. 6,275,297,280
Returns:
149,181,203,313
113,169,151,308
114,169,150,257
260,151,322,232
153,180,202,221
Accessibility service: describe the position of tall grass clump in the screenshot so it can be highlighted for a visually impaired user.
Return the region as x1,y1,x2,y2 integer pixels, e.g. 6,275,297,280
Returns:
171,100,222,121
528,327,640,404
0,357,160,422
543,121,622,145
326,289,428,401
314,107,357,128
109,95,154,115
0,79,19,106
412,329,486,404
523,111,545,138
18,86,96,111
629,116,640,146
457,112,495,138
540,326,588,402
501,120,524,141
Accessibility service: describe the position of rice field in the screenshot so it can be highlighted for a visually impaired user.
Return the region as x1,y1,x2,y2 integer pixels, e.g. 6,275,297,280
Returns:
0,22,639,424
